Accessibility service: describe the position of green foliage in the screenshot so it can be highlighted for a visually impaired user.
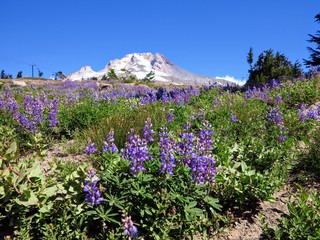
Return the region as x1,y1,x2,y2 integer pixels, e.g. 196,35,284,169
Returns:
80,102,167,150
2,76,320,238
58,99,116,137
246,49,303,87
94,151,224,239
263,185,320,240
0,125,17,156
294,127,320,181
214,140,289,207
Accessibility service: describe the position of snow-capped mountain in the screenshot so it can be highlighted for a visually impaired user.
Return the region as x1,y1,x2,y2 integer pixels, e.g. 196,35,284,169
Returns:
67,53,234,85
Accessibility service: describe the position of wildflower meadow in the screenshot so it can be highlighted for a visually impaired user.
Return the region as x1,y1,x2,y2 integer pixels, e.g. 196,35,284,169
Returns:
0,77,320,239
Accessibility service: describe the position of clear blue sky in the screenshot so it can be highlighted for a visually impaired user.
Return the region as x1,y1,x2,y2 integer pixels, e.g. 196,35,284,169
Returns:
1,1,319,81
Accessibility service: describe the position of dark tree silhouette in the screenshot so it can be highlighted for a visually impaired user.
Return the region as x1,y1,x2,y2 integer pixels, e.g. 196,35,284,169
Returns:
304,13,320,67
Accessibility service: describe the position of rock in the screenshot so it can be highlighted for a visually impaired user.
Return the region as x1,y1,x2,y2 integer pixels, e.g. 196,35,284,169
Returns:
12,80,27,87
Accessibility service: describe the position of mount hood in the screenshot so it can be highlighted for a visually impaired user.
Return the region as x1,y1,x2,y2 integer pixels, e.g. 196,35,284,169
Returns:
67,53,234,85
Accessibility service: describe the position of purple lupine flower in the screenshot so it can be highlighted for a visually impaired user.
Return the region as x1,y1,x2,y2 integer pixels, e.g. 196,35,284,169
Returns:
0,94,6,109
84,138,97,155
198,122,214,153
122,212,138,239
267,106,284,128
159,127,176,176
270,79,280,88
18,113,37,132
190,122,216,184
276,94,283,104
213,97,219,107
166,109,174,123
259,92,268,101
230,111,239,122
261,85,269,92
102,129,118,153
184,121,191,131
178,123,195,165
278,132,287,143
48,99,59,127
30,97,45,124
121,129,150,176
143,118,154,143
23,95,33,115
297,104,306,122
299,112,306,122
245,89,253,99
307,108,318,120
83,168,103,206
5,91,19,119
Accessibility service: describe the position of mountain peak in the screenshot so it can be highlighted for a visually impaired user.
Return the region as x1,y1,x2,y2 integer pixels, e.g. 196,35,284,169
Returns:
67,53,234,85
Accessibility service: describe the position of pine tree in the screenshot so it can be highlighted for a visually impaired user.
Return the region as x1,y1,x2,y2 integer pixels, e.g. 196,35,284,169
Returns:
143,71,155,82
247,47,254,72
107,69,118,80
17,71,23,78
305,13,320,67
245,49,303,87
1,70,6,79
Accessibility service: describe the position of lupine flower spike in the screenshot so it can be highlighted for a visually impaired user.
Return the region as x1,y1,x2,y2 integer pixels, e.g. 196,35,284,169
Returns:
102,129,118,153
84,138,97,155
143,118,154,143
121,129,150,176
83,168,103,206
122,212,138,239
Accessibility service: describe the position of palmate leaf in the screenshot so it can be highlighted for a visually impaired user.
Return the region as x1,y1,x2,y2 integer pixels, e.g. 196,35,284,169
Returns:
184,201,203,220
203,196,222,211
87,206,119,224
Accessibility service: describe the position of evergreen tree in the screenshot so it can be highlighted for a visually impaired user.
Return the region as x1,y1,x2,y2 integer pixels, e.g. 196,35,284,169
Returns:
304,13,320,67
101,74,108,81
107,69,118,80
17,71,23,78
247,47,254,73
142,71,155,82
245,49,302,87
1,70,6,79
38,70,43,78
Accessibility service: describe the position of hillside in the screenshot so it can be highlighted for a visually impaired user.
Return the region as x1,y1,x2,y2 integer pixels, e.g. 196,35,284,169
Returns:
0,76,319,239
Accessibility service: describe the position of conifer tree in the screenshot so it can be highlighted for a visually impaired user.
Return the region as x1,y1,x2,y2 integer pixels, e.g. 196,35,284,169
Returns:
305,13,320,67
17,71,23,78
1,70,6,79
245,49,302,87
247,47,254,72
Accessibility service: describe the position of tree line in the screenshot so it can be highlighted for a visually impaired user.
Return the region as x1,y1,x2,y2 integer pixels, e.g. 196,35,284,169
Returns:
0,70,43,79
245,12,320,87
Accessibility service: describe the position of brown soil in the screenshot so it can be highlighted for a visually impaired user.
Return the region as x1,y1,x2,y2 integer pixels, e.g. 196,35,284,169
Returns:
213,186,290,240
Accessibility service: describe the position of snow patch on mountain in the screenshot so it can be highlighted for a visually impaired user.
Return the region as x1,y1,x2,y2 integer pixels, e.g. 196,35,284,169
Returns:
67,66,98,81
67,53,236,85
215,75,246,86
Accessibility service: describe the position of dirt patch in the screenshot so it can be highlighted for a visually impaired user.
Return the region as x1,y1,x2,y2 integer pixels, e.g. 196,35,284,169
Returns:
40,140,88,174
213,186,290,240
